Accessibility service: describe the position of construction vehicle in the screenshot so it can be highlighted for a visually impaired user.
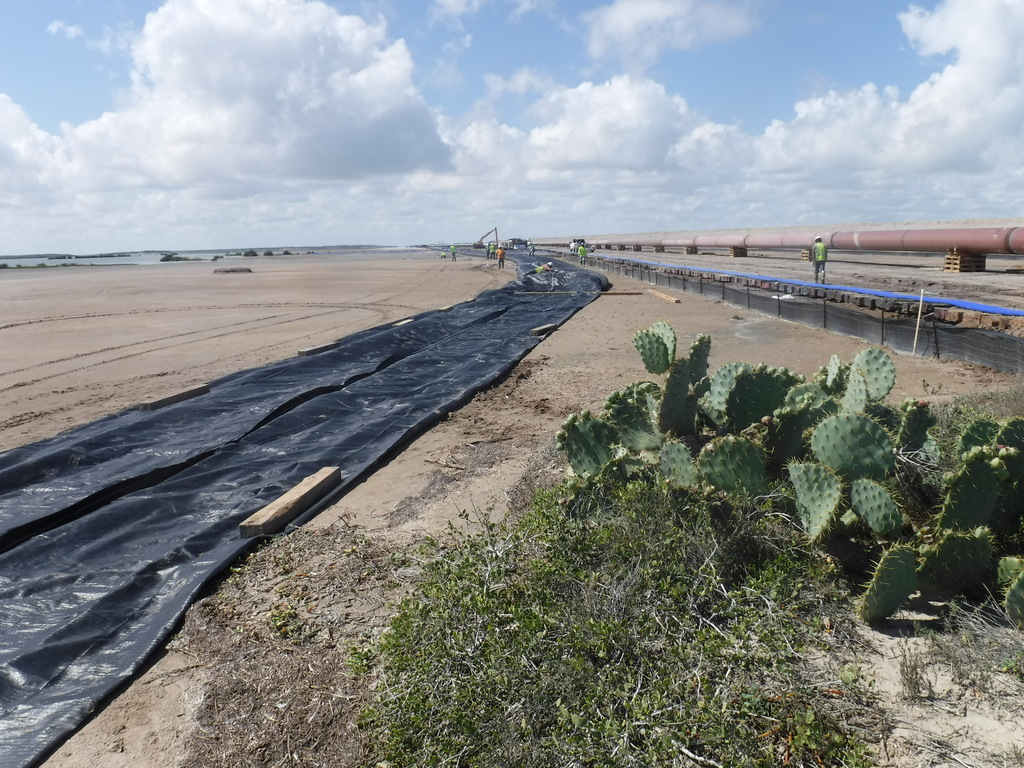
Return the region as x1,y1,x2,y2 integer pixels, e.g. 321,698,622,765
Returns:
473,227,498,249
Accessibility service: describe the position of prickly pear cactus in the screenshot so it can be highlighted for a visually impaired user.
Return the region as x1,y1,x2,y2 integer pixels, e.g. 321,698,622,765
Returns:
816,353,849,395
784,382,837,423
605,383,661,453
556,412,617,478
840,368,869,414
632,322,675,375
724,366,803,431
918,527,994,596
995,419,1024,480
659,358,697,437
958,418,1000,455
1004,571,1024,628
687,333,712,384
810,412,895,482
659,440,699,488
998,556,1024,587
696,435,769,496
935,446,1004,531
701,361,751,427
850,478,905,539
895,398,935,454
850,347,897,401
788,462,843,540
857,545,918,623
763,405,812,467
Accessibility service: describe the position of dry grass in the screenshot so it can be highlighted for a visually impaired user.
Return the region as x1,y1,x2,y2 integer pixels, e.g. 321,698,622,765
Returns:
171,526,409,768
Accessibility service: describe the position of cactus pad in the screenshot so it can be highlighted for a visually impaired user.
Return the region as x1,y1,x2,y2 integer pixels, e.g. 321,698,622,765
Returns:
701,361,752,427
687,333,712,384
632,323,675,375
725,367,801,430
784,382,836,422
810,413,895,481
841,368,869,413
849,478,904,538
958,418,1000,455
918,527,994,596
788,462,843,540
817,353,848,395
857,545,918,623
605,383,661,452
556,412,617,478
659,440,699,488
696,435,769,496
895,398,935,454
1004,570,1024,628
935,446,1002,531
851,347,897,401
997,556,1024,587
658,358,697,437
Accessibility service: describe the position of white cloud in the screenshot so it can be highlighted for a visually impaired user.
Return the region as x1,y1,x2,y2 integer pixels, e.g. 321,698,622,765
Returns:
47,20,84,39
582,0,756,70
753,0,1024,185
526,75,695,170
33,0,452,195
4,0,1024,254
430,0,488,18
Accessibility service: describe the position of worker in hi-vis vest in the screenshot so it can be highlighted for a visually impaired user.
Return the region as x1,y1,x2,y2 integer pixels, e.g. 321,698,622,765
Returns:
812,236,828,283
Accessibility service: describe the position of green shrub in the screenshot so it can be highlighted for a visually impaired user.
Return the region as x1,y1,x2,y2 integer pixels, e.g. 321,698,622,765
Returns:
368,484,869,767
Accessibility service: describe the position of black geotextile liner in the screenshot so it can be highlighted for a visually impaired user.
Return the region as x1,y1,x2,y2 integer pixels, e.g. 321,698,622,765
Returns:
0,256,607,768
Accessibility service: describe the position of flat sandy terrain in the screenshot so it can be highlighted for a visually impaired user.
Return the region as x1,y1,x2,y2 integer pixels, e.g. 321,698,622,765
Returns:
2,247,1020,766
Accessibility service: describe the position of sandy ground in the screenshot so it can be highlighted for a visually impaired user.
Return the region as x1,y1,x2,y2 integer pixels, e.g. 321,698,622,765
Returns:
3,247,1022,766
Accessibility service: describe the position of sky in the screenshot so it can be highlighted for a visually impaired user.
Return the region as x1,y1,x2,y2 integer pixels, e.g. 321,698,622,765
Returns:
1,0,1022,254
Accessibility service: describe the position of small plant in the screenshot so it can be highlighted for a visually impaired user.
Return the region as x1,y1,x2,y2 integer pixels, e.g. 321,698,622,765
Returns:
267,600,304,639
897,641,935,699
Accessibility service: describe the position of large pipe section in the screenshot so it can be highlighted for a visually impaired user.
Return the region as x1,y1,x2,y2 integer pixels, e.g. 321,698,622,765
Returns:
570,226,1024,255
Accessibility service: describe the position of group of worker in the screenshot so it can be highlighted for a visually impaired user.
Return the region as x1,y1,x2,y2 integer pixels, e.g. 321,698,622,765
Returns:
446,237,828,283
485,241,507,268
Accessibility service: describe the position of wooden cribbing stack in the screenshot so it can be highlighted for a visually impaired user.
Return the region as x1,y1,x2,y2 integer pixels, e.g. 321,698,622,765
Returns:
943,248,987,273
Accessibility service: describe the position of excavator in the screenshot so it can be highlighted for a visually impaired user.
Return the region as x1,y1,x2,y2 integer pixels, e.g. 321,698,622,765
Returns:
473,227,498,249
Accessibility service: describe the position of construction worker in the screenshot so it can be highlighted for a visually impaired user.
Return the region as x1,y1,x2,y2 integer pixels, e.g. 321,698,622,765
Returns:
496,245,505,269
488,242,496,260
812,236,827,282
534,262,553,274
528,240,535,258
577,241,588,265
450,243,457,262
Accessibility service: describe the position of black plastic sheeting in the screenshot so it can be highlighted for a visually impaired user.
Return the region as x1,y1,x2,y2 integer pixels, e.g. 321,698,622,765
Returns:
0,255,607,768
602,258,1024,375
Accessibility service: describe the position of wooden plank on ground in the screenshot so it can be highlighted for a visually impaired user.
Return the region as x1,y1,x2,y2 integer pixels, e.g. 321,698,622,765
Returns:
601,291,644,296
648,289,680,304
137,384,210,411
239,467,343,539
298,341,340,357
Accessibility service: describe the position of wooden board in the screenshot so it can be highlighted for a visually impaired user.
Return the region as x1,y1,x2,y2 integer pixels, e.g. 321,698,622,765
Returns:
239,467,343,538
137,384,210,411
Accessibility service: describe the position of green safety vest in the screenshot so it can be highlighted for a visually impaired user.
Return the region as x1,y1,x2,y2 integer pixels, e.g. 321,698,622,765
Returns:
812,242,827,261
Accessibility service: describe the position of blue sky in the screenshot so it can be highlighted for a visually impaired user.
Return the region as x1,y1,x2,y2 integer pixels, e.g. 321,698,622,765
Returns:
0,0,1021,254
